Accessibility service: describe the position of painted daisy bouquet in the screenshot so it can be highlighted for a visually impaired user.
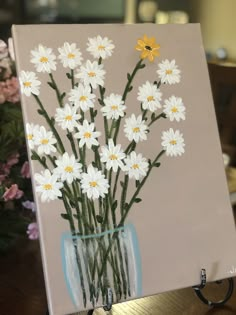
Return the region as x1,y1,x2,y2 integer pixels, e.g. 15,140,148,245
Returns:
19,34,185,307
0,39,38,252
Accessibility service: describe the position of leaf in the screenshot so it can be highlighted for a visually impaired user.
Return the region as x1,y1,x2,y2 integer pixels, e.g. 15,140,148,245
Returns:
61,92,66,99
134,198,142,203
98,99,103,106
124,203,129,211
154,162,161,167
127,73,131,80
47,81,56,89
151,113,155,121
31,152,38,160
139,63,146,69
120,181,124,188
61,213,70,220
96,215,103,223
112,200,118,212
73,214,79,219
66,72,72,79
128,85,133,92
69,200,75,208
37,109,44,115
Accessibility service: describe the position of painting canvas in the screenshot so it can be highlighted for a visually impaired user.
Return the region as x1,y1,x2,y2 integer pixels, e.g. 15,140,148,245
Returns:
12,24,236,315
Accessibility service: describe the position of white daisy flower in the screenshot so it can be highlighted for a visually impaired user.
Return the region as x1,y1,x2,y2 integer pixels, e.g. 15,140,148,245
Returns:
26,123,40,149
163,96,186,122
87,35,115,59
137,81,162,112
100,139,126,173
53,152,82,184
34,126,57,155
157,59,181,85
74,120,101,149
19,71,41,96
124,151,149,181
124,114,148,143
80,164,109,200
35,169,63,202
101,93,126,120
76,60,106,89
58,42,83,69
30,44,56,73
68,83,96,112
55,103,81,132
161,128,185,157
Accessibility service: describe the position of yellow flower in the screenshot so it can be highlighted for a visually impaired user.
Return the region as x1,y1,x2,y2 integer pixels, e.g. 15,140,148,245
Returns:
135,35,160,62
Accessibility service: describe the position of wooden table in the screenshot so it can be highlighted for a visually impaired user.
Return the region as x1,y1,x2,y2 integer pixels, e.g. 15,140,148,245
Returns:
0,239,236,315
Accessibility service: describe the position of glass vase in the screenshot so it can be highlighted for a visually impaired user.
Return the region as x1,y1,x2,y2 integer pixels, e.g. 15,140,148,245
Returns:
61,223,142,310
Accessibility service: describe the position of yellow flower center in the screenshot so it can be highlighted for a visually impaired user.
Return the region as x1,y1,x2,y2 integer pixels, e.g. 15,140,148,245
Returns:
65,115,72,121
79,95,87,101
23,81,32,87
171,106,178,113
40,56,48,63
67,53,75,59
133,127,140,133
90,181,97,187
166,69,173,75
111,105,118,110
98,45,105,50
43,184,52,190
27,134,33,140
84,132,91,138
170,140,177,145
109,154,118,160
88,71,96,77
132,164,139,169
65,166,73,173
147,96,154,102
41,139,49,145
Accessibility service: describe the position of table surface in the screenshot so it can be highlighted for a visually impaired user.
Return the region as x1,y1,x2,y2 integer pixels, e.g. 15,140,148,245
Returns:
1,239,236,315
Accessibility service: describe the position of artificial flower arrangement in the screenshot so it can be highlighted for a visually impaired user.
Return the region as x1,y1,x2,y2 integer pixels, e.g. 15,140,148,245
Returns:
0,39,38,252
19,34,185,309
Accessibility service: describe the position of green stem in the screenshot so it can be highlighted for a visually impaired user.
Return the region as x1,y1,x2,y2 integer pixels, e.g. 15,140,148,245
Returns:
118,150,165,227
113,59,145,144
99,85,109,144
67,131,78,159
148,112,166,127
33,95,65,154
71,69,75,89
31,150,49,169
49,73,63,107
120,175,129,217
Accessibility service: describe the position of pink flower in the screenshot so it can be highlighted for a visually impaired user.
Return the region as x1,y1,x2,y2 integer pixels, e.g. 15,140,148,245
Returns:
0,77,20,104
0,40,8,59
3,184,24,201
21,161,31,178
7,153,19,167
22,200,36,212
27,222,39,240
